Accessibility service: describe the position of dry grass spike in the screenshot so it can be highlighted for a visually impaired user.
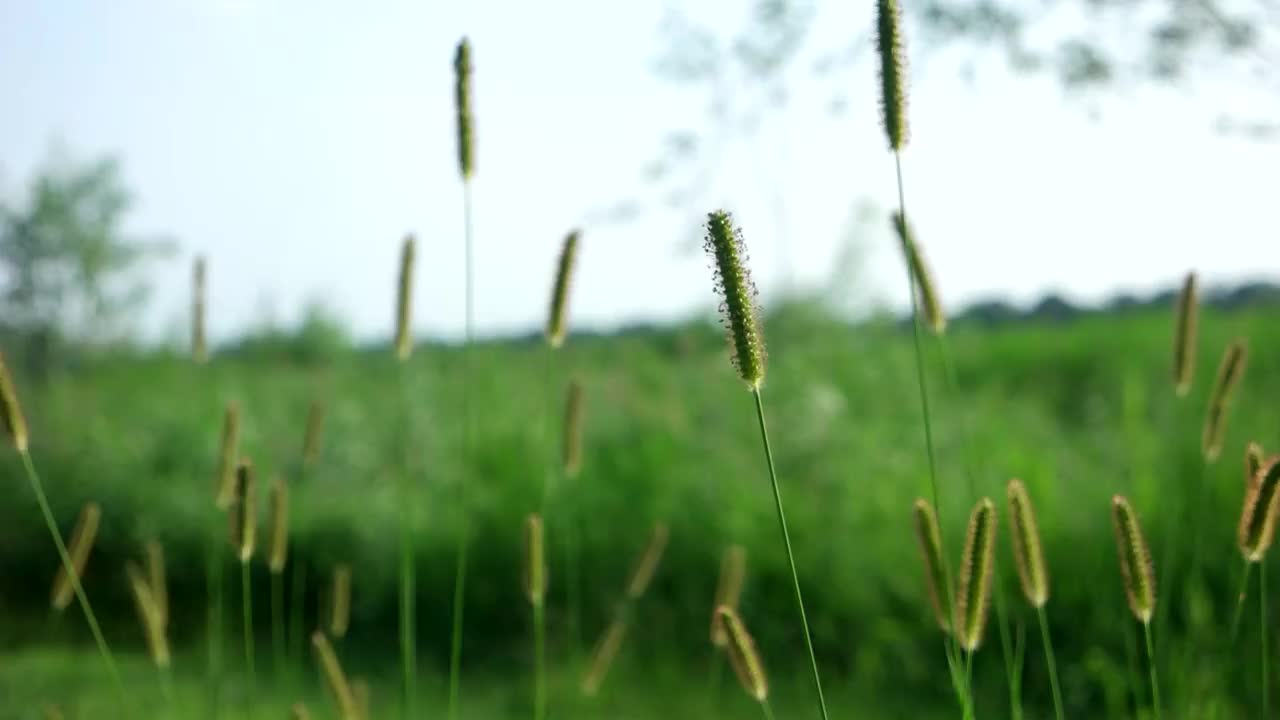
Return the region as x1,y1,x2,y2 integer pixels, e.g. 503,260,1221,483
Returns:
1006,479,1049,607
1238,456,1280,562
956,498,997,652
214,401,242,509
145,539,168,628
0,352,29,452
523,513,547,606
703,211,766,387
1202,338,1248,462
454,37,475,179
268,474,289,573
312,631,359,720
330,563,352,638
1172,271,1197,396
125,561,170,668
875,0,910,151
1111,495,1156,623
229,459,257,562
626,524,670,599
892,213,945,333
911,499,950,632
394,235,416,361
546,230,580,348
562,379,585,478
710,545,747,646
51,502,102,611
717,605,769,702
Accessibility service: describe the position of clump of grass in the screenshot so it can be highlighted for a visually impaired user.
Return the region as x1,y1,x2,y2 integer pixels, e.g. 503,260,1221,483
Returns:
1006,480,1064,720
214,402,242,510
192,256,208,364
330,564,353,639
1172,271,1197,396
1202,339,1248,462
268,474,289,675
312,631,359,720
524,514,547,720
702,209,827,719
891,213,944,333
50,502,101,612
912,499,950,633
1111,495,1160,719
710,545,747,646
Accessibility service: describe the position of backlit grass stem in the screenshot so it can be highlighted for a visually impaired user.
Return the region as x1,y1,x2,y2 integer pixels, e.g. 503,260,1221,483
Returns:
393,235,418,715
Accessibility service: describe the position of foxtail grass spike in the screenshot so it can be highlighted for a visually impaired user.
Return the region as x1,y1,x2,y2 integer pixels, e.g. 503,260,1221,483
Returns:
229,460,257,563
625,524,670,599
1248,442,1265,490
581,618,628,696
214,402,242,509
394,235,416,361
268,475,289,573
710,545,747,646
546,230,579,348
1202,339,1248,462
125,561,170,668
51,502,101,611
875,0,910,151
312,631,359,720
892,213,944,333
911,499,950,632
1006,479,1049,607
0,352,29,452
330,564,352,638
562,380,584,478
193,256,208,363
956,498,997,652
1111,495,1156,623
523,513,547,606
145,540,168,628
716,606,769,702
1172,271,1197,396
303,400,325,469
454,38,475,179
703,211,766,387
1238,457,1280,562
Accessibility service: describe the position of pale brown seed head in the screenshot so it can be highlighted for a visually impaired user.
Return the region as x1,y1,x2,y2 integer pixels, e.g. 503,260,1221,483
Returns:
1006,479,1049,607
717,606,769,702
228,459,257,562
145,539,168,628
1202,338,1248,462
1238,457,1280,563
330,563,352,638
710,545,747,647
1172,271,1198,396
956,498,997,652
312,631,359,720
562,380,585,478
394,235,416,361
268,474,290,573
125,561,170,668
546,230,580,348
1111,495,1156,623
911,499,950,632
0,352,29,452
626,524,670,599
213,401,242,509
581,618,629,697
523,513,547,606
51,502,102,611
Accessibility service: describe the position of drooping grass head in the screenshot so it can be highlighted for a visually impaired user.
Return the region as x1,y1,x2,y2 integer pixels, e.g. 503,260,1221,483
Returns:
956,498,997,652
710,545,747,647
1238,457,1280,563
704,211,766,388
1202,338,1248,462
0,352,29,453
395,235,416,361
1006,479,1049,608
875,0,909,151
892,212,945,333
1172,271,1198,396
1111,495,1155,623
911,499,950,632
546,230,579,348
716,606,768,702
454,37,475,179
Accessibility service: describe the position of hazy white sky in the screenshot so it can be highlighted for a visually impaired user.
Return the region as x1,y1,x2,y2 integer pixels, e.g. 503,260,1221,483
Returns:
2,1,1277,344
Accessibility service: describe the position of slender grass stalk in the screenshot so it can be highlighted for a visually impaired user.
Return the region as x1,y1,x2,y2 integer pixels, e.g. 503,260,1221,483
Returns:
146,540,168,630
272,570,285,677
230,460,257,708
312,631,359,720
267,474,288,677
1036,606,1066,720
290,557,307,663
50,502,101,612
393,235,418,715
291,403,321,664
1264,561,1270,717
526,516,546,720
1230,559,1253,643
1144,621,1162,720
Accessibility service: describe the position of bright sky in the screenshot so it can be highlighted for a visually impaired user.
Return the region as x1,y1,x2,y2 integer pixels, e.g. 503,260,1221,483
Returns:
2,1,1277,344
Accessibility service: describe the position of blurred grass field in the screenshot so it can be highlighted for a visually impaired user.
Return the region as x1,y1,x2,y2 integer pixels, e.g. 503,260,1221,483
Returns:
0,301,1276,718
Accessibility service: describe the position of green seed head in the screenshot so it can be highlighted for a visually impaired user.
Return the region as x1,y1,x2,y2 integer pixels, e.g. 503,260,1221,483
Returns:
716,606,769,702
1247,442,1265,490
192,256,208,364
394,235,416,361
0,352,29,453
1111,495,1156,623
710,545,747,647
1172,271,1198,397
546,230,580,348
1202,339,1248,462
454,37,475,179
704,211,766,388
51,502,102,612
1006,479,1049,607
523,513,547,606
875,0,909,151
1238,457,1280,563
228,459,256,563
562,380,585,478
892,212,945,333
956,498,997,651
911,499,950,632
213,401,242,509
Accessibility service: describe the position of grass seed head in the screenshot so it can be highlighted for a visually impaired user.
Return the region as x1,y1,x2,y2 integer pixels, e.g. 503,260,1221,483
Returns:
145,539,168,628
229,459,257,563
1202,338,1248,462
626,524,670,599
394,235,416,361
192,256,208,364
892,212,945,333
1172,271,1198,396
303,400,325,469
0,352,29,453
546,230,580,348
717,605,769,702
1247,442,1265,490
523,513,547,606
1006,479,1049,607
1238,457,1280,562
125,561,170,668
454,37,475,179
875,0,910,151
268,474,290,573
704,211,766,388
911,499,950,632
562,379,585,478
330,563,352,638
312,631,359,720
1111,495,1156,623
581,618,629,697
956,498,997,652
710,545,747,647
213,401,242,509
51,502,101,611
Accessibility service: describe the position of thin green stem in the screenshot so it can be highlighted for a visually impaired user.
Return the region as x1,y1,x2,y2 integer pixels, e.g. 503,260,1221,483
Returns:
207,512,225,716
1144,621,1162,720
398,360,417,717
448,528,469,718
20,451,126,708
289,557,306,664
271,570,285,678
1037,606,1066,720
241,560,254,687
1231,560,1255,645
1263,561,1270,718
750,387,829,720
964,649,976,720
533,600,546,720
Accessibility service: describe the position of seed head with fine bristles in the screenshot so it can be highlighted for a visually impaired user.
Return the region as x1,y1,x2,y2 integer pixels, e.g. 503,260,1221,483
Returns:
192,256,208,364
1006,479,1049,608
710,545,747,647
717,606,769,702
51,502,101,611
0,352,29,452
454,38,475,179
214,401,242,509
1247,442,1265,490
1238,457,1280,563
268,474,289,573
562,380,585,478
394,235,416,361
523,513,547,606
875,0,910,151
1172,271,1198,396
1111,495,1156,623
1202,338,1248,462
228,460,256,563
911,499,950,632
956,498,997,652
546,230,579,348
703,211,766,388
892,212,945,333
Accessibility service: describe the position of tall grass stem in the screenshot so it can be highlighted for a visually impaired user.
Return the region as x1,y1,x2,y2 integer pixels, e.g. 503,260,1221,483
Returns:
1144,622,1161,720
272,570,285,677
1036,605,1066,720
